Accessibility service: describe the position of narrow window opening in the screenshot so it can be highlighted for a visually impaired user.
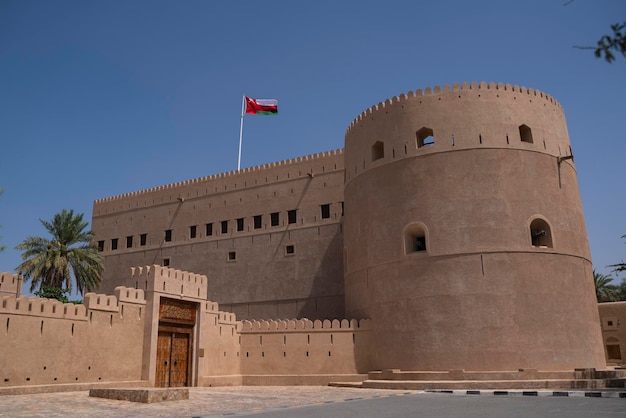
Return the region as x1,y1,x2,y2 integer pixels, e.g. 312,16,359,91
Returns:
221,220,228,234
288,209,297,224
254,215,262,229
97,241,104,252
140,233,147,246
236,218,244,231
320,204,330,219
416,127,435,148
111,238,118,250
270,212,280,226
164,230,172,242
519,124,533,143
405,223,428,254
189,225,197,239
206,223,213,236
126,236,133,248
530,218,553,248
371,141,384,161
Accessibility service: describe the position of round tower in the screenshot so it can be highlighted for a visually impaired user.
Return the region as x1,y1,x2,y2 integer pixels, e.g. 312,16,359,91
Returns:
343,82,606,371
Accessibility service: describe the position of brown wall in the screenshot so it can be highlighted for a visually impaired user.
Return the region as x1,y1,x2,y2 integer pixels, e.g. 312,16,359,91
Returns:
93,151,345,320
0,287,145,389
343,82,606,371
598,302,626,365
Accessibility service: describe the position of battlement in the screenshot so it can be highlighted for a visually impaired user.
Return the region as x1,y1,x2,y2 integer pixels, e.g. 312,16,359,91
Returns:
239,318,370,332
114,286,146,305
346,81,561,132
0,272,22,297
130,265,208,300
1,295,89,319
93,149,343,205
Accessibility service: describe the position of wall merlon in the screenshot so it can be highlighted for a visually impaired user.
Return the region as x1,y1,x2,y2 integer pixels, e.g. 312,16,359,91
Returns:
114,286,146,305
0,272,21,296
84,292,119,312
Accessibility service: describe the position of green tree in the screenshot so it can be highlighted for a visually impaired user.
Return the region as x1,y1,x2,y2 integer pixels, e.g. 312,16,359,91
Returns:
15,209,104,295
593,270,618,303
576,21,626,63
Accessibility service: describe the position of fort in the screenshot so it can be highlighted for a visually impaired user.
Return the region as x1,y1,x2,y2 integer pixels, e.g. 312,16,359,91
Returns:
2,82,626,393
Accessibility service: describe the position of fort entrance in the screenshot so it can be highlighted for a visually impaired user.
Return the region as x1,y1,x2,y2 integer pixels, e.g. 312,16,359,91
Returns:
155,298,197,387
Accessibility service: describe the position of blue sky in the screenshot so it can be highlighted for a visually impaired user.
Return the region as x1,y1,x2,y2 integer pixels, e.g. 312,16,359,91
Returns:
1,0,625,295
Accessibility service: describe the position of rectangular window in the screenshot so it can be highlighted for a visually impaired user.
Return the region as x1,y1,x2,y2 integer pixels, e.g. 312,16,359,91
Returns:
126,236,133,248
97,240,104,252
270,212,280,226
221,220,228,234
254,215,262,229
162,258,170,267
140,234,147,246
190,225,197,239
165,230,172,242
111,238,118,251
228,251,237,261
285,244,295,255
205,223,213,236
288,209,297,224
321,204,330,219
237,218,244,232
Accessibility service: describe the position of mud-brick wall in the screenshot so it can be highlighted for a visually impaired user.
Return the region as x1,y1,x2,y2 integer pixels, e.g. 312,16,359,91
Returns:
239,318,371,384
0,287,146,388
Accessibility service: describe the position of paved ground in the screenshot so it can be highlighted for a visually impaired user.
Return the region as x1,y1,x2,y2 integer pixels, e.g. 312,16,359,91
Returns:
0,386,625,418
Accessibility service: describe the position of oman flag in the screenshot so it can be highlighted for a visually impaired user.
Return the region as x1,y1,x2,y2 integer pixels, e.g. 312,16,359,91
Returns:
245,96,278,115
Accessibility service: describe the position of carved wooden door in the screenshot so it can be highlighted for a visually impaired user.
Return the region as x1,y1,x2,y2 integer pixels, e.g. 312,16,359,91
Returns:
156,331,190,387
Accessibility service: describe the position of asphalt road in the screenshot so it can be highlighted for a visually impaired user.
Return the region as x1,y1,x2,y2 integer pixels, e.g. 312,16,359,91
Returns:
232,393,626,418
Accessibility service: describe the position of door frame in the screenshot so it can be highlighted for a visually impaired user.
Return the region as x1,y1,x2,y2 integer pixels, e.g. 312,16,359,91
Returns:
156,323,194,387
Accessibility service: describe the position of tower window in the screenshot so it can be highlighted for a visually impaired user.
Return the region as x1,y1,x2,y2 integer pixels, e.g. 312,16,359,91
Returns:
530,218,552,248
416,127,435,148
140,234,147,246
404,223,428,254
221,220,228,234
206,223,213,236
288,209,297,224
254,215,262,229
228,251,237,261
111,238,118,250
236,218,244,232
189,225,197,239
285,245,295,255
271,212,280,226
164,230,172,242
321,204,330,219
371,141,384,161
126,236,133,248
97,241,104,252
519,124,533,143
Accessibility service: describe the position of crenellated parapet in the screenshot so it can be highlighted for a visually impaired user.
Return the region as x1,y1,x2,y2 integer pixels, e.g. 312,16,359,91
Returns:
347,81,560,132
239,318,370,332
92,149,344,213
0,272,22,297
130,265,207,300
0,295,87,320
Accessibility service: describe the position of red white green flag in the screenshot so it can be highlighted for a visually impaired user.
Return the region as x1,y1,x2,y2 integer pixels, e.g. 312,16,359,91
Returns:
245,96,278,115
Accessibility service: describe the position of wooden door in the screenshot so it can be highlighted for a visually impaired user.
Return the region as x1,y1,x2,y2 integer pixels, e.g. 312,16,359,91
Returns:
156,331,190,387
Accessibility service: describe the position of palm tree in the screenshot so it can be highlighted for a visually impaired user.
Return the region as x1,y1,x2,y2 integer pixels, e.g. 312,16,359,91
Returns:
16,209,104,295
593,270,618,303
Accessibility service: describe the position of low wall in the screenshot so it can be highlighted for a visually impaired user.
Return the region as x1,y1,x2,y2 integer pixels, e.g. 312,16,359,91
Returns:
0,287,146,391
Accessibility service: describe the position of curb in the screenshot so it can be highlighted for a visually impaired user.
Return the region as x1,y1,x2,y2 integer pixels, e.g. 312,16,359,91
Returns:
426,389,626,398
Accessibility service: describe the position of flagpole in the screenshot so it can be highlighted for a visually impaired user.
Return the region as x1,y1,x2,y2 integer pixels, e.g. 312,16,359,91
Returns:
238,94,246,171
